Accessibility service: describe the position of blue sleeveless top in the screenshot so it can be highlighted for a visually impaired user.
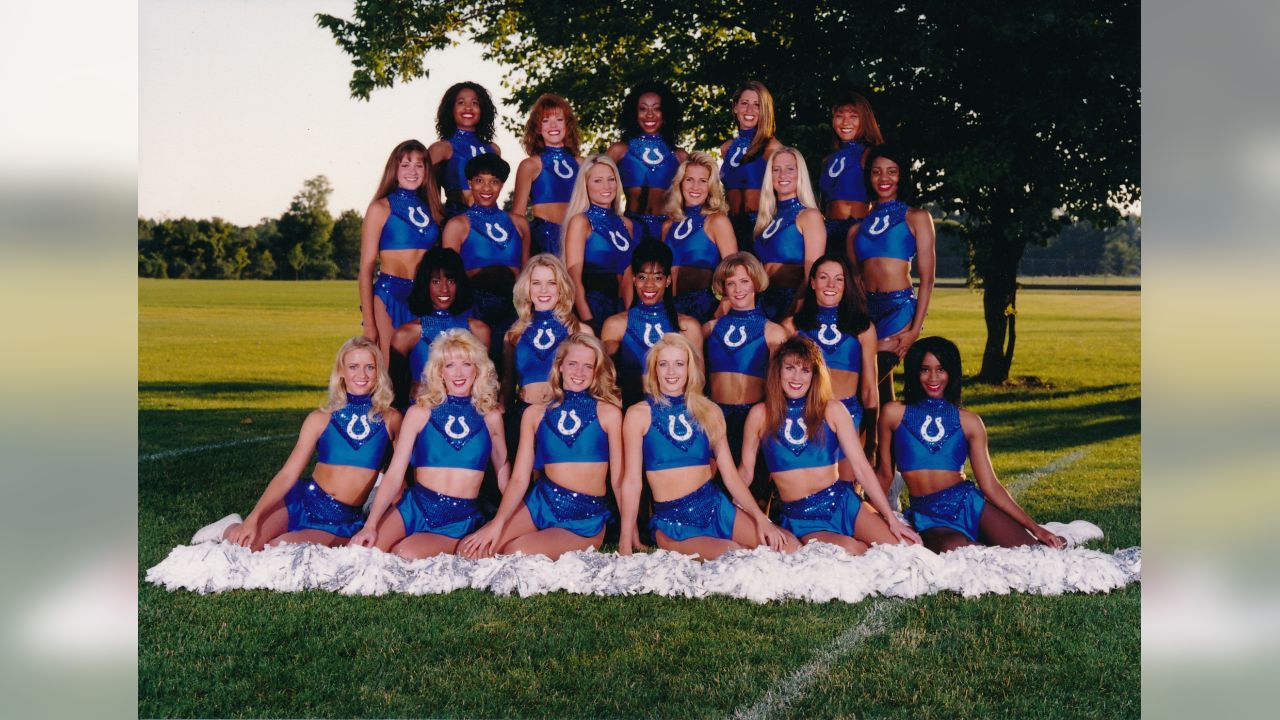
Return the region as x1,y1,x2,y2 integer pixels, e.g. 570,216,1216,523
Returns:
720,128,766,190
534,390,611,469
619,301,672,376
762,398,840,473
643,395,712,472
617,134,679,189
460,205,522,271
530,147,578,205
798,306,862,374
514,310,570,386
316,394,391,470
582,204,635,275
819,141,870,203
707,307,769,378
408,309,473,382
665,206,720,270
443,130,494,193
755,198,808,265
412,394,491,471
893,398,969,472
381,187,439,251
853,200,916,262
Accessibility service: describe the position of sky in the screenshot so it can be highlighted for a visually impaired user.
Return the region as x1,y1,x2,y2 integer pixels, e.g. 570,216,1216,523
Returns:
139,0,519,225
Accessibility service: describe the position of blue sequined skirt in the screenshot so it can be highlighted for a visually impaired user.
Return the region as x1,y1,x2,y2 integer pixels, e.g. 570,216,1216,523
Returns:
529,217,563,258
758,284,797,322
717,401,753,461
824,217,858,257
841,395,864,432
443,199,469,221
650,480,738,542
673,286,718,324
625,211,666,243
729,211,758,254
583,272,623,336
526,477,610,538
396,483,485,539
373,272,415,328
866,287,916,339
778,480,861,539
472,286,517,344
906,480,985,542
284,477,366,538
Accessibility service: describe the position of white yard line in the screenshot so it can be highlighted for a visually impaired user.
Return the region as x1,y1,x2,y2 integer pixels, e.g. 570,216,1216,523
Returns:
139,434,292,462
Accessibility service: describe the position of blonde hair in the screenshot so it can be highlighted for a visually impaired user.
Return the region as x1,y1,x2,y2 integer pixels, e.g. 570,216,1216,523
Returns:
323,336,393,420
754,147,819,236
643,334,725,445
560,154,625,257
663,151,727,220
548,332,621,408
711,251,770,298
415,329,501,415
507,253,581,344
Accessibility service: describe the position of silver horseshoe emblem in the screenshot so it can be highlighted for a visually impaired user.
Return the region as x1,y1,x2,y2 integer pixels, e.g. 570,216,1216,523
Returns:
641,147,665,166
470,146,486,158
817,323,842,345
444,415,470,440
668,413,694,442
552,158,574,179
608,230,631,251
920,416,946,443
346,414,371,441
783,418,808,446
557,409,582,436
643,322,664,347
729,145,745,167
407,206,432,228
868,215,891,236
723,324,747,348
762,218,783,239
532,327,556,350
672,218,694,240
827,157,846,177
484,222,509,243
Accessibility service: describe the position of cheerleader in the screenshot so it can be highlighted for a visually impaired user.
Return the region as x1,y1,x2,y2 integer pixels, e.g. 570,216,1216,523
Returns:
511,94,584,258
561,155,636,334
660,152,737,323
427,81,501,219
606,81,687,243
752,148,826,322
718,80,783,252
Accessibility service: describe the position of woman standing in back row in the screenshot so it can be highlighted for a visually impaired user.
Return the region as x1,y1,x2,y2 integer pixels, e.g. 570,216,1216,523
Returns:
719,80,783,253
819,91,884,257
512,94,584,258
607,81,687,243
428,81,501,219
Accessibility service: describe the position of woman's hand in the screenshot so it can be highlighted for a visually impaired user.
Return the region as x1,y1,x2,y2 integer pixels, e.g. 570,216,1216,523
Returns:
1033,525,1067,549
755,517,790,551
225,517,258,548
887,518,922,545
458,522,503,559
349,525,378,549
890,327,921,359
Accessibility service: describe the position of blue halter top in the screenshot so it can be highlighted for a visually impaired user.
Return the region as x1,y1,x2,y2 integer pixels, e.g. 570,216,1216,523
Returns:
618,134,679,189
619,301,672,376
819,141,870,203
460,205,521,271
799,306,862,374
412,394,491,472
762,397,840,473
755,197,807,265
514,310,570,386
408,309,473,382
643,395,712,472
443,130,493,193
893,398,969,472
530,147,578,205
534,390,611,469
316,394,391,470
664,205,720,270
381,187,439,252
720,128,766,190
707,307,769,378
582,204,635,275
853,200,916,262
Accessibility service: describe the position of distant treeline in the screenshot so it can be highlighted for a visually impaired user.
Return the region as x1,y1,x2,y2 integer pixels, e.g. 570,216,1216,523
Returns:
933,216,1140,278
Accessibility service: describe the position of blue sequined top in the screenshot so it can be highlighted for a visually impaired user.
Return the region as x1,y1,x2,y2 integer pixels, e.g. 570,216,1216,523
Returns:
316,394,391,470
460,205,522,271
819,141,870,203
664,206,720,270
514,310,570,386
762,397,840,473
381,187,439,251
853,200,916,262
755,197,808,265
618,301,672,377
443,130,495,193
408,309,473,382
534,390,611,469
412,394,492,471
530,147,578,205
582,204,635,275
893,398,968,472
618,134,679,189
720,128,766,190
798,306,862,374
707,307,769,378
643,395,712,472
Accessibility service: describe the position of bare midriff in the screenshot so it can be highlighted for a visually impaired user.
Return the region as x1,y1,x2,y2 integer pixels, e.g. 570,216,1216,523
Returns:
378,248,427,280
314,463,381,506
709,373,765,406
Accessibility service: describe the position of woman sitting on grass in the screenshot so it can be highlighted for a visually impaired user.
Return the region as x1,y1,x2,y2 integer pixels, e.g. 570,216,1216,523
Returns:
876,336,1066,553
198,337,402,550
352,330,509,559
738,336,920,554
459,333,624,560
619,334,793,559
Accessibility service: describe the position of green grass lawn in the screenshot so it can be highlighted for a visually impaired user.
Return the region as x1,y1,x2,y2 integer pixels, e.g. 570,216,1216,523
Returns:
138,279,1139,719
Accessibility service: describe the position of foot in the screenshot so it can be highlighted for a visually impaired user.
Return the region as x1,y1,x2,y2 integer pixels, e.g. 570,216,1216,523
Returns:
191,513,243,544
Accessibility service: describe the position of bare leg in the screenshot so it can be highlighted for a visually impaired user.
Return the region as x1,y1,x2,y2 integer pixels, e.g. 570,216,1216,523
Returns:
373,296,396,371
267,529,340,547
802,531,869,555
876,351,899,404
977,504,1037,548
729,510,801,553
498,506,605,559
391,532,461,559
852,504,901,547
369,505,408,553
223,504,289,552
920,527,977,553
656,530,742,561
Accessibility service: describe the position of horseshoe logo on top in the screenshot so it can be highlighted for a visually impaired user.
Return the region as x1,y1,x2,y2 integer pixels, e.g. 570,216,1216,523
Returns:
557,409,582,436
470,145,487,158
729,145,745,167
608,230,631,252
552,157,575,179
817,323,842,346
783,418,808,446
920,416,946,443
672,218,694,240
868,215,891,236
443,415,470,440
723,325,747,348
827,157,846,178
346,414,371,441
668,413,694,442
532,327,556,350
407,206,432,228
762,218,783,239
641,147,665,166
484,222,509,244
643,322,664,347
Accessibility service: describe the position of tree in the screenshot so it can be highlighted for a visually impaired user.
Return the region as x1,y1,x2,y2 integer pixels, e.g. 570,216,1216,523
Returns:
318,1,1139,380
252,248,277,279
278,175,336,279
331,208,365,279
287,243,307,280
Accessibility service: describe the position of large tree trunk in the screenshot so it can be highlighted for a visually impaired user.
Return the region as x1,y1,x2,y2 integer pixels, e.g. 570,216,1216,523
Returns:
976,235,1024,384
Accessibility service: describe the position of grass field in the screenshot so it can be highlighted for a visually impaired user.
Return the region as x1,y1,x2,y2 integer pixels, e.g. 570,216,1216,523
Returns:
138,279,1140,719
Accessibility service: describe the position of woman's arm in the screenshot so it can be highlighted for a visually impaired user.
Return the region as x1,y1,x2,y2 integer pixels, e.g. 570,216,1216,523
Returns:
736,404,766,488
706,213,739,259
227,411,326,548
678,314,703,350
606,141,627,164
511,156,539,217
350,405,427,547
764,321,788,356
468,318,492,350
485,410,511,494
798,208,827,280
858,325,879,411
828,401,920,545
618,403,648,555
391,321,421,359
895,208,937,357
779,317,797,337
458,405,543,558
602,403,627,539
875,402,903,494
511,213,532,267
441,215,469,254
963,411,1065,548
713,432,788,550
563,215,593,322
358,200,390,343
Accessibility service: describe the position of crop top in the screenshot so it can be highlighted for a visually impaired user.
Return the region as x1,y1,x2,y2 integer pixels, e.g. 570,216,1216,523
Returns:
534,390,610,469
618,301,671,376
315,394,391,470
755,197,807,265
460,205,522,271
720,128,766,190
617,134,679,189
514,310,570,386
893,398,969,472
665,206,720,270
853,200,916,262
582,204,635,275
798,306,862,374
707,307,769,378
443,130,494,193
819,140,870,203
761,397,840,473
408,309,473,382
643,395,712,472
530,147,578,205
411,394,491,471
380,187,439,252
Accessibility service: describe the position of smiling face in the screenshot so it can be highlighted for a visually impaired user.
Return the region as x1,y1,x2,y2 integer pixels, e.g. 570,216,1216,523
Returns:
723,265,757,311
527,264,559,312
440,350,478,397
681,163,711,207
454,89,480,130
734,89,761,130
918,352,948,399
832,104,862,142
810,260,845,308
636,92,664,135
780,354,814,400
771,151,799,200
586,163,618,206
869,155,900,202
559,343,597,393
397,151,426,191
633,261,670,306
468,172,502,206
540,109,566,147
654,345,689,397
341,348,378,396
428,270,457,311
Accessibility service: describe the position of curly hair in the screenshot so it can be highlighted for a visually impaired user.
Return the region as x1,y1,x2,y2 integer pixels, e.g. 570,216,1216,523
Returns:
415,329,501,415
617,81,682,147
435,81,497,143
521,94,582,156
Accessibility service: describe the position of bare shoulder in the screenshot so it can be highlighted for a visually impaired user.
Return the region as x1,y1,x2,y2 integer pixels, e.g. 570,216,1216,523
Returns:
959,408,986,435
606,141,628,160
601,311,627,338
624,400,652,426
598,401,623,424
518,155,541,174
880,401,906,426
